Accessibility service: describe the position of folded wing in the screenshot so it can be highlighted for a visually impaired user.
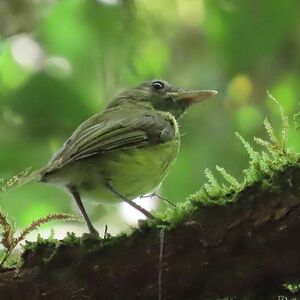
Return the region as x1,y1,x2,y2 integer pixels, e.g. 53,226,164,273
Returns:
43,108,176,173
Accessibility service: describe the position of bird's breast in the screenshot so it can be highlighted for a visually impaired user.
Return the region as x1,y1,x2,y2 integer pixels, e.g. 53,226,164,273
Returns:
79,135,180,203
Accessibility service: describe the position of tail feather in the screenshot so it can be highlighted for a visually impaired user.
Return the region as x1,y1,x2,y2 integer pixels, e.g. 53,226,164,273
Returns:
17,169,42,187
2,169,43,192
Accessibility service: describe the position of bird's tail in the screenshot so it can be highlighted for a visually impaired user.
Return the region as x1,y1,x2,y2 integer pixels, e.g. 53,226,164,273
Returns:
18,169,42,186
1,168,42,192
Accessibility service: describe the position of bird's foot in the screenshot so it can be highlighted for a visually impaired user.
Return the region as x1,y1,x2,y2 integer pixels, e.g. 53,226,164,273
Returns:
80,231,100,247
140,192,176,207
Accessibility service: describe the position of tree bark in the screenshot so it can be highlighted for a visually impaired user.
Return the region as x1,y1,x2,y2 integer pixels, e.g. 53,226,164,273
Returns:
0,165,300,300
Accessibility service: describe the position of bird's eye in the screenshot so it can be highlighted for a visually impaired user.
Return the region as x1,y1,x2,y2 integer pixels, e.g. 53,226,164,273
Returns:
151,80,165,90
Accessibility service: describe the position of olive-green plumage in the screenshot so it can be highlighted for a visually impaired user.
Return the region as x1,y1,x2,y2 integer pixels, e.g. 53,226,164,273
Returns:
39,79,217,233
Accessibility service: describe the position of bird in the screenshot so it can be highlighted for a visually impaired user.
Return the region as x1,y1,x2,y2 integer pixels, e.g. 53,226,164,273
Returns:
34,79,217,234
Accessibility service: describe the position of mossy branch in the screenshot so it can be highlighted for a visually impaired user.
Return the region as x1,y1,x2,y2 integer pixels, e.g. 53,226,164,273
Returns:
14,213,82,246
186,93,298,213
0,94,299,299
0,163,299,299
0,212,82,267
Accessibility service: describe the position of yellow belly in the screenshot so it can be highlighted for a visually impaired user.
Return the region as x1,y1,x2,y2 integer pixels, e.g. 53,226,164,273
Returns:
85,140,179,203
47,139,180,204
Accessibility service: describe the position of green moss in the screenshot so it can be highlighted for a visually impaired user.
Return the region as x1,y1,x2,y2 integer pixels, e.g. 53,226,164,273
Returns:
157,94,299,227
20,230,130,269
61,231,81,246
284,282,300,294
23,233,58,253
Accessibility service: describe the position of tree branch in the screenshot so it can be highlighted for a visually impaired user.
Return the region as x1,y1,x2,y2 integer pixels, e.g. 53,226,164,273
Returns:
0,165,300,299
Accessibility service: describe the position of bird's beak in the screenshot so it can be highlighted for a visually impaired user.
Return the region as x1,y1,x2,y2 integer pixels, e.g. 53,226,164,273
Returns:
167,90,218,104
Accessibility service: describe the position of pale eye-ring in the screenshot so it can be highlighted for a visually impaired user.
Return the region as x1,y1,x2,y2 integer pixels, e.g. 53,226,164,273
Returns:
151,80,165,90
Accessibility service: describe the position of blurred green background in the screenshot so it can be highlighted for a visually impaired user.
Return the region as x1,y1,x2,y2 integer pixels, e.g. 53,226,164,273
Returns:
1,0,300,237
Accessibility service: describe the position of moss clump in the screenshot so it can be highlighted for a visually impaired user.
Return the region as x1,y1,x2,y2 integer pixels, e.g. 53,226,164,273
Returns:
22,234,58,268
20,229,130,270
0,213,81,268
159,94,299,226
61,231,81,246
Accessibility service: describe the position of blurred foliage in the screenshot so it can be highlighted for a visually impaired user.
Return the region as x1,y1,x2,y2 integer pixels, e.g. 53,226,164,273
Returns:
0,0,300,234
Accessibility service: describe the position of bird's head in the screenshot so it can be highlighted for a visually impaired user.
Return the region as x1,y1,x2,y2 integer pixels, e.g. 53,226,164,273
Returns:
107,79,218,119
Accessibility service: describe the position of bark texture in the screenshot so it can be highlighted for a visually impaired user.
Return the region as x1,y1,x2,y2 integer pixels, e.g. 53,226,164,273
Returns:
0,165,300,300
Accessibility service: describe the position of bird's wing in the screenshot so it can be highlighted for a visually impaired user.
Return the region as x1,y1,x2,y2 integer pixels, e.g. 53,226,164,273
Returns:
45,108,176,171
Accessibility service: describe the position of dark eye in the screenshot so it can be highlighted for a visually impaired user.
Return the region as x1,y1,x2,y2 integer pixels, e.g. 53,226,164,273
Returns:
151,80,165,90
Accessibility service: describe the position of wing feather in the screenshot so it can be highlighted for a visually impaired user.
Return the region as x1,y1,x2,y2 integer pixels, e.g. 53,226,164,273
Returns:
44,108,176,173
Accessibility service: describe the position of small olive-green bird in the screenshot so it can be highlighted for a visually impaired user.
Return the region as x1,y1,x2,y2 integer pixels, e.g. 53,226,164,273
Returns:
36,80,217,234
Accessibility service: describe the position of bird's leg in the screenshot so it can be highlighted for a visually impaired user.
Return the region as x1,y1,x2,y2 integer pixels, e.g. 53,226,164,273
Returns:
68,185,99,235
106,181,156,220
140,192,176,207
